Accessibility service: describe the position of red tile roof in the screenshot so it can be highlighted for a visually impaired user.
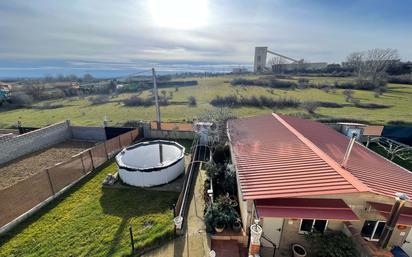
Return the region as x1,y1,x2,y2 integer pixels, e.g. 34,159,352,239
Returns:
228,114,412,200
256,198,359,220
282,114,412,198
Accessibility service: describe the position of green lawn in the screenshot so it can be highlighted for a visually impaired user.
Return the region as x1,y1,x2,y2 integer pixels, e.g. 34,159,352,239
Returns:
1,75,411,127
0,162,178,257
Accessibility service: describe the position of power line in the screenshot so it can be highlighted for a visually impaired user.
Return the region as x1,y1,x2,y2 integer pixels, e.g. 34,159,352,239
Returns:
117,69,153,79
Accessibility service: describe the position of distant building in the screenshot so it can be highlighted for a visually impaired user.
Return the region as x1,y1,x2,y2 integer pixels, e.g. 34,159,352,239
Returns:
0,82,12,101
276,62,328,71
254,46,328,73
232,67,248,74
254,47,268,72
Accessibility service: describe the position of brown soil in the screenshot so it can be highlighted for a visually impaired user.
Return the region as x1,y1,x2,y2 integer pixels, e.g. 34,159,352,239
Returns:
0,140,95,190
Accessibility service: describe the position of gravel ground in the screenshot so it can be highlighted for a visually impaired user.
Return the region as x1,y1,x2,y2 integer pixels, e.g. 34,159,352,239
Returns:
0,140,95,190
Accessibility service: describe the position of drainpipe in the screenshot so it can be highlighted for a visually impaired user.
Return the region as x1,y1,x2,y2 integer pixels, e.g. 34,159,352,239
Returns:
341,133,357,168
378,192,410,249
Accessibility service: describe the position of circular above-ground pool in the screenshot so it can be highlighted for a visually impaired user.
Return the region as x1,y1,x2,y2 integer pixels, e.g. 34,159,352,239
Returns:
115,140,185,187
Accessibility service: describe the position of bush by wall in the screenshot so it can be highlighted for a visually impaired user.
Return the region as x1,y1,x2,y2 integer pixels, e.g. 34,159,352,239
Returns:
210,95,300,108
88,96,109,105
123,96,153,107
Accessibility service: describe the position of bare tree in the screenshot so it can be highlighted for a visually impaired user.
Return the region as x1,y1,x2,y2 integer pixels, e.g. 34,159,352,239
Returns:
24,85,45,100
196,107,236,144
346,48,399,87
83,73,94,83
346,52,364,80
301,101,319,114
371,137,412,161
365,48,399,85
269,56,287,74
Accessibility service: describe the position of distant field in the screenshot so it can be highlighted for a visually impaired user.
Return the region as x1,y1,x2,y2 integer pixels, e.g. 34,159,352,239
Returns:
0,75,411,127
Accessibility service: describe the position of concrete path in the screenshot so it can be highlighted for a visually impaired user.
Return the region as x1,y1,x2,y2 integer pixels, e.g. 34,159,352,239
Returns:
142,166,210,257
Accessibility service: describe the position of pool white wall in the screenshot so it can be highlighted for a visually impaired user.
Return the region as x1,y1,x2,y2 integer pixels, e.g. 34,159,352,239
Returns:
118,157,185,187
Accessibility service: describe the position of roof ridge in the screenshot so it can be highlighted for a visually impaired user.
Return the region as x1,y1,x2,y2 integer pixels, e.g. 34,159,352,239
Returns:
272,113,371,193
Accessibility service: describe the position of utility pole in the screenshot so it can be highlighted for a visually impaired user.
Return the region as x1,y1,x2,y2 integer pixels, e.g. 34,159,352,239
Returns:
152,67,161,130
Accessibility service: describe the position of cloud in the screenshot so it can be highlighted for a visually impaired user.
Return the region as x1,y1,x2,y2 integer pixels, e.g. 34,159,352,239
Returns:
0,0,411,77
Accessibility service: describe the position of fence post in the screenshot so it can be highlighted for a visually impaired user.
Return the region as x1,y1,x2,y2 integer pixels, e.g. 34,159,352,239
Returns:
80,154,87,175
129,225,135,253
118,135,122,149
45,169,55,195
103,141,109,159
89,150,95,170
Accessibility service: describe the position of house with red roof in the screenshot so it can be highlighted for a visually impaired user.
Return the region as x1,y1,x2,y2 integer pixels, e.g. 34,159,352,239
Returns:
227,113,412,257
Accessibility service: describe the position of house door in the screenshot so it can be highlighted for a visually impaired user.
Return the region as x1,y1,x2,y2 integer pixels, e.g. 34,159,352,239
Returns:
262,218,283,248
402,229,412,256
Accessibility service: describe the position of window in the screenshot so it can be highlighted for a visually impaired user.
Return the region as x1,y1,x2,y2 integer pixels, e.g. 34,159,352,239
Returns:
299,219,328,234
361,220,386,241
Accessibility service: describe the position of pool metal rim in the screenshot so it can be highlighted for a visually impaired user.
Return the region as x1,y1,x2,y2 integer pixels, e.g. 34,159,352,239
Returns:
115,140,185,172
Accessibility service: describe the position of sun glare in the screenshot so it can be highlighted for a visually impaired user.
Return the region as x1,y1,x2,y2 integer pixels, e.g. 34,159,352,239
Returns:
149,0,208,29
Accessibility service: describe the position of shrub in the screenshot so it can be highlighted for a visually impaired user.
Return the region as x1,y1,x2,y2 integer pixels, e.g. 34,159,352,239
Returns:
210,95,300,109
158,97,170,106
230,77,298,89
388,75,412,85
212,144,231,164
306,232,359,257
35,103,64,109
297,78,310,88
123,96,152,107
123,120,143,127
205,162,223,181
268,79,297,89
317,101,344,108
333,80,386,91
320,86,331,93
301,101,319,114
230,78,255,86
210,95,239,107
204,194,239,233
9,93,33,107
387,120,412,126
88,95,109,105
343,89,354,102
187,96,197,107
353,102,391,109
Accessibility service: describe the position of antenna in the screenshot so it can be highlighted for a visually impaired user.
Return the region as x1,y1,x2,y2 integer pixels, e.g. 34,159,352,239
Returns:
341,133,357,168
152,68,161,130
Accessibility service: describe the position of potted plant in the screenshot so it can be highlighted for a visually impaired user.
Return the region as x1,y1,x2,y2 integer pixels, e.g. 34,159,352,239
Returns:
292,244,307,257
214,216,226,233
232,218,242,233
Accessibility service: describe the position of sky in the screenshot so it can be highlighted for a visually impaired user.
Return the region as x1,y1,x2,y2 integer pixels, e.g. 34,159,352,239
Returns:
0,0,411,78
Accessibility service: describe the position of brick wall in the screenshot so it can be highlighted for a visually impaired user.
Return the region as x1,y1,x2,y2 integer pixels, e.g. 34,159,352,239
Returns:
0,121,71,165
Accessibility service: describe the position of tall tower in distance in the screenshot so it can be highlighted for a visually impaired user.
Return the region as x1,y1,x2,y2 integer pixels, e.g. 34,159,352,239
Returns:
254,46,268,72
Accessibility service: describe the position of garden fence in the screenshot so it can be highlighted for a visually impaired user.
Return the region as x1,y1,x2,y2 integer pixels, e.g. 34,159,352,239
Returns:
0,129,140,228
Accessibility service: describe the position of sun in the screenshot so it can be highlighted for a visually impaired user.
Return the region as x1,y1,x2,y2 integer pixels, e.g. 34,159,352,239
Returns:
149,0,209,30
